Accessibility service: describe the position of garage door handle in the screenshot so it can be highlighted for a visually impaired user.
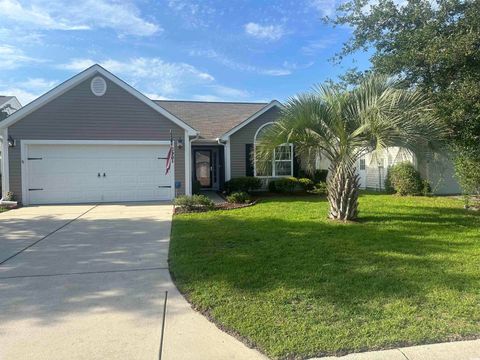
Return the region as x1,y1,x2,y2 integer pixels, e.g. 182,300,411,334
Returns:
103,173,106,177
97,173,101,177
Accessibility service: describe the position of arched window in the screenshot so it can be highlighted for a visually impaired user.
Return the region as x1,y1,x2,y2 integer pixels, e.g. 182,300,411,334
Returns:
254,122,293,177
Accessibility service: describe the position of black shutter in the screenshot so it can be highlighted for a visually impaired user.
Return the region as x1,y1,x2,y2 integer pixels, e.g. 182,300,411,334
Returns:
245,144,254,176
293,145,301,177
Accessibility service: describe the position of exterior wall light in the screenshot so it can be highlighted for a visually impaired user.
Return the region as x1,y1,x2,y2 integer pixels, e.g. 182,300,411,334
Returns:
8,135,15,147
177,137,184,149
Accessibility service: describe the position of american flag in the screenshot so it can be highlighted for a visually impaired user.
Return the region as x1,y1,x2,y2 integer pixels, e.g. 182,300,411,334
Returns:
165,130,174,175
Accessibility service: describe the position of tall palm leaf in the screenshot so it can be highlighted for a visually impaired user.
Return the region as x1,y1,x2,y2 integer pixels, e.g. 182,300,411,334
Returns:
256,75,445,221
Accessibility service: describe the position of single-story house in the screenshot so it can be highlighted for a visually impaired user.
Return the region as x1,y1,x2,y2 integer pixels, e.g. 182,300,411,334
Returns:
0,65,460,205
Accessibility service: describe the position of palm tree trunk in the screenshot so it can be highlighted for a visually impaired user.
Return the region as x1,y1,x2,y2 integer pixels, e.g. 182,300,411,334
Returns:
327,165,360,221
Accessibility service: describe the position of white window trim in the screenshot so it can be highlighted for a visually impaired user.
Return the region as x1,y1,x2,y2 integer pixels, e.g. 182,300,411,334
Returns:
253,122,294,178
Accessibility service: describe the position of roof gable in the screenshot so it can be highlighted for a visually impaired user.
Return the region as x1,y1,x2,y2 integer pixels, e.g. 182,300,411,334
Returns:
0,65,197,135
220,100,283,140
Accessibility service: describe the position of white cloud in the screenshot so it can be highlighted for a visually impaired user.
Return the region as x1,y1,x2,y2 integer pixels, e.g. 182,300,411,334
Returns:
0,27,44,44
60,57,214,96
261,69,292,76
244,22,285,41
166,0,216,28
0,45,43,69
0,87,40,105
189,49,291,76
301,37,337,55
308,0,338,17
0,77,58,105
0,0,161,36
192,94,224,102
209,85,250,99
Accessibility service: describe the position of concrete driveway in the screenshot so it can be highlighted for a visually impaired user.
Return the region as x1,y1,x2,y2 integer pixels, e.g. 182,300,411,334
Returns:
0,204,266,360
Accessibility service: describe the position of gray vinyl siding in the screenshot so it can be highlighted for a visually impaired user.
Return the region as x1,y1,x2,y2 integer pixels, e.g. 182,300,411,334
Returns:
8,74,186,203
229,106,281,178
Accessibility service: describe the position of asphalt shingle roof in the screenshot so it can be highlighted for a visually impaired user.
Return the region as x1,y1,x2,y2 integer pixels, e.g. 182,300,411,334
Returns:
154,100,268,139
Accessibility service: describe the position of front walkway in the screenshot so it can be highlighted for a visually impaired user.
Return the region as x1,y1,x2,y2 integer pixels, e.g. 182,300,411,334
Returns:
201,190,226,204
316,339,480,360
0,203,265,360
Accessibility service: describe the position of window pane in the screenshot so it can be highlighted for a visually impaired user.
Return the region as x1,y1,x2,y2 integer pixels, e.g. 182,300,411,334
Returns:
256,161,273,176
275,145,291,160
275,161,292,176
359,158,366,170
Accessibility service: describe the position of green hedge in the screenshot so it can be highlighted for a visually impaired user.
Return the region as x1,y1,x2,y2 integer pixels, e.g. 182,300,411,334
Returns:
224,177,262,194
385,162,429,196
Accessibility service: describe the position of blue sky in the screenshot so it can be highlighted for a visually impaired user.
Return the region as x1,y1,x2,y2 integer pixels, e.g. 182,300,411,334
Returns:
0,0,371,105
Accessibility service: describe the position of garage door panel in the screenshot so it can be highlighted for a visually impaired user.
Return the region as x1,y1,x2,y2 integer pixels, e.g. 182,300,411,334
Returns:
25,144,173,204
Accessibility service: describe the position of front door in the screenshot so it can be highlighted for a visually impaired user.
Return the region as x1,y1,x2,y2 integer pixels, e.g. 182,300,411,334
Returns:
194,150,212,188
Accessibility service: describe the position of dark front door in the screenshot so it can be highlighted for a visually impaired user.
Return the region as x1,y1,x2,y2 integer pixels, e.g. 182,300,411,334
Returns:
194,150,212,188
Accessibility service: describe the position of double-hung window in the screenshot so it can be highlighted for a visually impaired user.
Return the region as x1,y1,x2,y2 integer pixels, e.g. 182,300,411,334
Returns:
254,123,293,177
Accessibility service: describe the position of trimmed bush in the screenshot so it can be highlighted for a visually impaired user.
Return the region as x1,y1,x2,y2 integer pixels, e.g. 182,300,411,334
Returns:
174,195,214,210
192,180,202,195
385,162,424,196
298,178,315,191
312,181,328,195
268,179,277,193
297,169,329,183
224,176,262,194
271,177,298,193
226,191,251,204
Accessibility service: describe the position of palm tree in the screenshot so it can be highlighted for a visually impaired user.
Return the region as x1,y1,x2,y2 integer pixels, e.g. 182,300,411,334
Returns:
256,75,445,221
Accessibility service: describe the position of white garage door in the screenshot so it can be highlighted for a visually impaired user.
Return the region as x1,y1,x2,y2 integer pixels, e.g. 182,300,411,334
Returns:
24,143,174,205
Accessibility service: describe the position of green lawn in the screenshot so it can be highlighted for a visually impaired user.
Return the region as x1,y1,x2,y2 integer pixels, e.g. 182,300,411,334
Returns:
170,194,480,359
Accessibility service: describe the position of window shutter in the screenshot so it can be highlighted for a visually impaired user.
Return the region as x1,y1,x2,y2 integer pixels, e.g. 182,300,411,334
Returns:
245,144,254,176
293,145,301,177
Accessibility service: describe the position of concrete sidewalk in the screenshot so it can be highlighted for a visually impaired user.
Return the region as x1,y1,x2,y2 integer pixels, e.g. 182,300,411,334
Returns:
315,339,480,360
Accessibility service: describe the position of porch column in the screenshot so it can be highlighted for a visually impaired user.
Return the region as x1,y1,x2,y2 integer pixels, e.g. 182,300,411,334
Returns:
184,130,192,195
0,128,9,199
225,138,231,181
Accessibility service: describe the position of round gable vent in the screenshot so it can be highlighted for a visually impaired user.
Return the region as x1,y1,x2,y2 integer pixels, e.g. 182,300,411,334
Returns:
91,76,107,96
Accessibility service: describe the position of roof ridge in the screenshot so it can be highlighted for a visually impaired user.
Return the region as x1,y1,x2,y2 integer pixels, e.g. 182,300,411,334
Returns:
153,99,269,105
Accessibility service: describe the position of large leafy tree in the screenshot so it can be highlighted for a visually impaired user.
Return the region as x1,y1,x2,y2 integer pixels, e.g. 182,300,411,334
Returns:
331,0,480,193
256,75,444,221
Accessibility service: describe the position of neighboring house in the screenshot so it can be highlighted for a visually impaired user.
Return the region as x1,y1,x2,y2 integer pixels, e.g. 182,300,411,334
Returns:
0,96,22,193
315,146,460,194
0,65,460,205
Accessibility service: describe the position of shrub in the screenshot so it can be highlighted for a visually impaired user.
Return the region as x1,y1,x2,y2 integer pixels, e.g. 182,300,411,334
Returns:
454,152,480,197
298,169,328,183
4,191,15,201
271,177,298,193
224,176,262,194
385,162,423,196
313,169,329,183
226,191,251,204
422,180,432,196
192,180,202,195
268,179,277,192
297,178,315,191
174,195,214,210
312,181,328,195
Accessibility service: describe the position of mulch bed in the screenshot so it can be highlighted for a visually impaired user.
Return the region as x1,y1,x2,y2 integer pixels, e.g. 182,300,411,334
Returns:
173,200,258,215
